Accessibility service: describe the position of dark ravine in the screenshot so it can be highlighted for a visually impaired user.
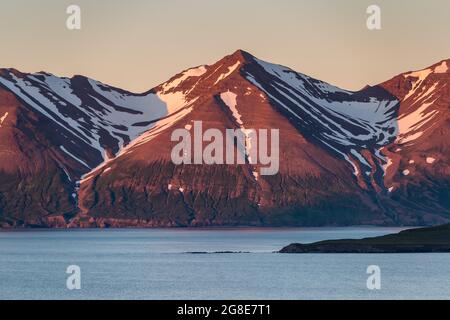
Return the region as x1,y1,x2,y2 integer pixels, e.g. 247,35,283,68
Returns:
279,223,450,253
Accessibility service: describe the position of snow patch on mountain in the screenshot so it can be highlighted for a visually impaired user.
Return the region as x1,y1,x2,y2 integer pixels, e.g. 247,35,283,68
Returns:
396,100,438,144
87,79,169,126
254,58,351,95
156,91,191,114
126,105,195,151
402,65,440,101
411,82,439,105
162,66,207,92
220,91,241,125
60,145,90,169
36,74,83,107
219,91,256,164
426,157,436,164
214,61,241,85
374,148,392,176
434,61,448,74
350,149,370,168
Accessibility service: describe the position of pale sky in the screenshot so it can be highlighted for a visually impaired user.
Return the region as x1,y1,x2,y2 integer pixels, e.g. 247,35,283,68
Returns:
0,0,449,92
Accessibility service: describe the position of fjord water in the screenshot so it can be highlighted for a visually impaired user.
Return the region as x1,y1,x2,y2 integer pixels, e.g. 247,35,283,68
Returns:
1,228,450,300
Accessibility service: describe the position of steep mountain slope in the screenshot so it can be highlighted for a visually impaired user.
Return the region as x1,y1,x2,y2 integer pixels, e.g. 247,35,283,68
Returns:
0,69,186,171
378,60,450,223
0,68,196,226
0,51,448,227
0,86,76,225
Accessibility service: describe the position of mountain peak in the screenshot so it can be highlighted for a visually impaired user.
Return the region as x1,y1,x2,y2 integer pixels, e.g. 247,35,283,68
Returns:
221,49,256,65
231,49,254,59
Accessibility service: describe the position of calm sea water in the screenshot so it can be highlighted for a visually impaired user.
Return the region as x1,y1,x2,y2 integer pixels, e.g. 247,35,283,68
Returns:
1,227,450,300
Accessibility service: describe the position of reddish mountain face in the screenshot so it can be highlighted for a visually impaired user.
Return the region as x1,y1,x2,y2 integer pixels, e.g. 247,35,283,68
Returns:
0,51,448,228
0,68,173,226
378,60,450,224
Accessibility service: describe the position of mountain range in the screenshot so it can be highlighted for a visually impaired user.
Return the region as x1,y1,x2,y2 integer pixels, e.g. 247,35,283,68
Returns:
0,50,448,228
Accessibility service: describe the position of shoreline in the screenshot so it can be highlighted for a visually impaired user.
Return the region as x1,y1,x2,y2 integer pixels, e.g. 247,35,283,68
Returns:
279,224,450,253
0,225,415,232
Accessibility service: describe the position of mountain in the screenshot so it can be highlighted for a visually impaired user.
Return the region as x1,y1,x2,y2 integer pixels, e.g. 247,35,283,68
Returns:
0,68,182,226
0,50,448,228
280,223,450,253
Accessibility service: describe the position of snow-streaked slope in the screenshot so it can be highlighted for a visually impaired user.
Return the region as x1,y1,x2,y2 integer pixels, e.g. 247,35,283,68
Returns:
396,99,439,144
394,61,449,145
161,65,207,92
0,69,205,170
248,58,399,150
70,66,209,180
243,57,400,180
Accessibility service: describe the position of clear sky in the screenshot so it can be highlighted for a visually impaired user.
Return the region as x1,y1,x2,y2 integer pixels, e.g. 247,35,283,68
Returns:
0,0,449,92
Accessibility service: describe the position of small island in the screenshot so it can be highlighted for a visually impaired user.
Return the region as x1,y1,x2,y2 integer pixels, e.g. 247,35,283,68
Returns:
280,223,450,253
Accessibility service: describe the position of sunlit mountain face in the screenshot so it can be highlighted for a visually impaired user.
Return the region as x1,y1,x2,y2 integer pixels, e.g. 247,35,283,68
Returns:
0,51,449,228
